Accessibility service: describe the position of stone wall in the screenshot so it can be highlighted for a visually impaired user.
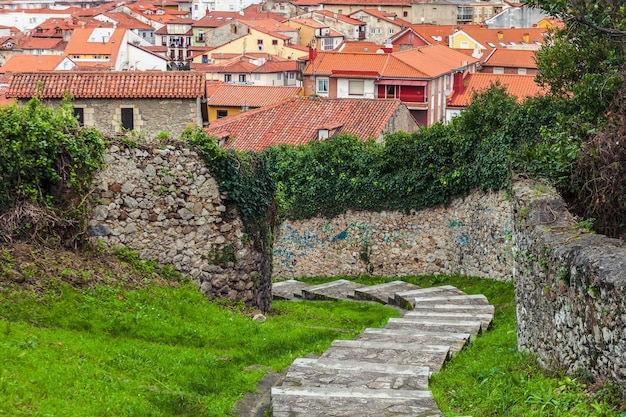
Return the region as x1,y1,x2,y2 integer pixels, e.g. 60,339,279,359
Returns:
273,190,514,280
87,143,271,312
512,180,626,385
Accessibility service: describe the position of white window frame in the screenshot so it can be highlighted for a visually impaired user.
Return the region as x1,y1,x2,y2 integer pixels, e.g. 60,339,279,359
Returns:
316,78,329,94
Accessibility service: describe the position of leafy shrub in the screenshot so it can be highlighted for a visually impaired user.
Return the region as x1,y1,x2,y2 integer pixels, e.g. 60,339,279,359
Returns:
0,96,105,244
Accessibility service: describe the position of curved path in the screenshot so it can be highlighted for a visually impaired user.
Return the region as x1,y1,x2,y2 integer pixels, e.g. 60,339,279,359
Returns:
268,279,494,417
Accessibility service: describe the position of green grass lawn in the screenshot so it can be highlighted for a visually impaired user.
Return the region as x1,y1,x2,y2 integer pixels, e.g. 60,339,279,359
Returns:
0,282,398,416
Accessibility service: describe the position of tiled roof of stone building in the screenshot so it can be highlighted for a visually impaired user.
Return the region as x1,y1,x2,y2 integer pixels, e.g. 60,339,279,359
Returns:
206,96,408,151
6,71,206,99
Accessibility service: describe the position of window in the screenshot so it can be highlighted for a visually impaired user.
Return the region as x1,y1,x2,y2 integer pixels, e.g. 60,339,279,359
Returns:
386,85,395,98
224,74,232,82
493,67,504,74
121,108,134,130
460,41,469,48
518,68,527,75
254,73,261,80
257,39,263,45
322,38,334,50
389,28,395,34
217,109,228,118
277,73,282,80
288,72,295,79
403,11,408,17
272,39,278,45
239,74,246,82
73,108,84,126
348,80,364,96
316,78,329,94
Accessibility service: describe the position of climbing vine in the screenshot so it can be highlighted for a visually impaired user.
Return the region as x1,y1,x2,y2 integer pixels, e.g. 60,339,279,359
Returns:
183,127,277,254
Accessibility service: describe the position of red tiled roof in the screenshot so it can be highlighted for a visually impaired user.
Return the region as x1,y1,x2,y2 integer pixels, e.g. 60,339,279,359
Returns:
305,45,478,79
393,44,480,78
206,96,406,151
252,60,298,73
482,48,537,69
20,37,66,50
311,10,364,25
207,85,301,107
99,12,154,30
447,73,546,107
295,0,411,5
351,9,411,27
6,71,205,99
335,40,388,52
64,27,126,58
0,55,65,73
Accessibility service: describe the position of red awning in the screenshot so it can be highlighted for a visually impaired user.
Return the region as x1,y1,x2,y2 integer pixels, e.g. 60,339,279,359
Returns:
376,79,427,86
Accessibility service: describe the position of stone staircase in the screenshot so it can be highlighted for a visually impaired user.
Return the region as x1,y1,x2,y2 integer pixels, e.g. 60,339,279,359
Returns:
269,279,494,417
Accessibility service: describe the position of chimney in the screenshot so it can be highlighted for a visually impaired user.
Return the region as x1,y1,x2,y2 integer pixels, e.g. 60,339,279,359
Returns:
453,71,464,93
522,32,529,43
497,31,504,40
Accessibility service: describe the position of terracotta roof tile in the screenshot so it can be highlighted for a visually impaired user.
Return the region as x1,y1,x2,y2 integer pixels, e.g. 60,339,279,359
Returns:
447,73,546,107
207,85,301,107
305,45,477,80
6,71,205,99
0,55,65,73
311,10,365,25
206,96,406,151
482,48,537,69
19,37,66,50
351,9,411,27
392,44,480,78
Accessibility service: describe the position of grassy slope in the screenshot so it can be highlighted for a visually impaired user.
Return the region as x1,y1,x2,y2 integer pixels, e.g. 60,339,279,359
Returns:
1,245,624,416
0,244,398,416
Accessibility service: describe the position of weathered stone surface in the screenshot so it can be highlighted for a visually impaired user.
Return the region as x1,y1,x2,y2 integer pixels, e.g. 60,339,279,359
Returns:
403,311,493,332
394,286,466,309
270,386,442,417
87,143,271,311
512,179,626,386
301,279,367,301
283,358,430,390
273,190,514,280
385,318,483,339
271,279,314,300
356,328,470,355
321,340,451,372
354,280,422,305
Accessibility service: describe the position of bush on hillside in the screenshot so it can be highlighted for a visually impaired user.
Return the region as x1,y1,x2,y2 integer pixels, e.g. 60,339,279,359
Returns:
0,96,105,244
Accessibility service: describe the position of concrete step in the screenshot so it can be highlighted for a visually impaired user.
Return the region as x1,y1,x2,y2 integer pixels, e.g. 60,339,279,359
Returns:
356,328,471,355
353,280,422,305
271,386,443,417
410,303,495,314
394,285,466,309
271,279,313,300
385,318,483,339
301,279,367,301
282,357,430,390
404,294,490,309
320,340,451,372
403,310,493,332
